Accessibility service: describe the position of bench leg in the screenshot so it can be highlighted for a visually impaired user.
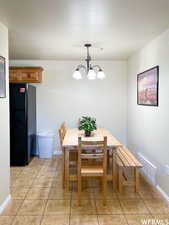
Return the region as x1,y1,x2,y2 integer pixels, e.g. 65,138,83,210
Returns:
62,149,65,188
107,151,110,171
135,168,139,192
118,167,123,193
65,148,70,191
113,150,118,191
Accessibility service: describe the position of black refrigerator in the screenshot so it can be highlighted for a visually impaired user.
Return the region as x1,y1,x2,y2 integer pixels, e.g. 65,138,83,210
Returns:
10,83,36,166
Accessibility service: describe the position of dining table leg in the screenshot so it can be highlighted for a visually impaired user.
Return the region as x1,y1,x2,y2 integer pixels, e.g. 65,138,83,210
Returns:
113,148,118,191
64,148,70,191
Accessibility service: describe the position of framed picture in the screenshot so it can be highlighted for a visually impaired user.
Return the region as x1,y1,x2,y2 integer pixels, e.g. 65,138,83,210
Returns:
137,66,159,106
0,56,6,98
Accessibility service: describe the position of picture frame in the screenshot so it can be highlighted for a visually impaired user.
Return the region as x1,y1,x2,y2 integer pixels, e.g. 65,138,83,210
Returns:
137,66,159,106
0,56,6,98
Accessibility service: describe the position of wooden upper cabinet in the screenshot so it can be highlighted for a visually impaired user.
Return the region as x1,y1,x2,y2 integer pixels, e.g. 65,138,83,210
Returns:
9,67,43,83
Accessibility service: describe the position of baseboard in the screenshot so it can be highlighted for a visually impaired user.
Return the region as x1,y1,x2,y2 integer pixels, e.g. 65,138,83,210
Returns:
53,151,62,155
156,185,169,203
140,172,169,203
0,195,11,215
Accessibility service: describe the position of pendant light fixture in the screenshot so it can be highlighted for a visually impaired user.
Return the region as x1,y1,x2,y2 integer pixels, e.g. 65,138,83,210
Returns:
72,44,106,80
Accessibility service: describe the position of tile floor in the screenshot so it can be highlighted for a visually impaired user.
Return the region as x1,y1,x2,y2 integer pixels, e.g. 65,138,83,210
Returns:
0,156,169,225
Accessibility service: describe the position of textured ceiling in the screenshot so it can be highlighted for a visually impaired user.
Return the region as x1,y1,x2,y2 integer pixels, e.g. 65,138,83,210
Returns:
0,0,169,60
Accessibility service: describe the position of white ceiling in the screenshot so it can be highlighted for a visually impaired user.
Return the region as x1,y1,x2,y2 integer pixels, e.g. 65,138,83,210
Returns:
0,0,169,60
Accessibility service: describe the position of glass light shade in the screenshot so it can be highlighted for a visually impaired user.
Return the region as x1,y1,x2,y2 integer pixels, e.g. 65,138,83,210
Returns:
72,70,82,80
87,69,96,80
97,70,106,80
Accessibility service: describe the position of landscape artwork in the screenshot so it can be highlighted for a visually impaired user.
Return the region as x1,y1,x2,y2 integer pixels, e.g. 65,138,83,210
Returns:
137,66,159,106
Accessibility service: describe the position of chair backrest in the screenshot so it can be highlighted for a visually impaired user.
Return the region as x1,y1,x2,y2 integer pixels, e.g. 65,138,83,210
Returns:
59,122,67,146
77,119,80,129
78,136,107,173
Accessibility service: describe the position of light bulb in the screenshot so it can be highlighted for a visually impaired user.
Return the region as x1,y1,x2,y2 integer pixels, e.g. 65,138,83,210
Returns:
97,70,106,80
72,69,82,80
87,69,96,80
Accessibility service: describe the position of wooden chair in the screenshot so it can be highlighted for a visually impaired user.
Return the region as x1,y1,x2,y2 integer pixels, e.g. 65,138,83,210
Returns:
77,136,108,205
59,122,78,188
59,122,67,187
77,119,80,129
116,146,143,193
59,123,66,144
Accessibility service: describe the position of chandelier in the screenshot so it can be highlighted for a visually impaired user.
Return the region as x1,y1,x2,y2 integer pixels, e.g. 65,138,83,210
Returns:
72,44,106,80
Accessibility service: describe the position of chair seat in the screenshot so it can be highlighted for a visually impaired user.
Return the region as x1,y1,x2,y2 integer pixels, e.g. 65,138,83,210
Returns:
81,165,103,176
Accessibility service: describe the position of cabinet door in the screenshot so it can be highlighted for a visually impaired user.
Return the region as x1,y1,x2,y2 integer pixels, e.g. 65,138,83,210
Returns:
10,67,43,83
9,71,22,82
21,71,41,82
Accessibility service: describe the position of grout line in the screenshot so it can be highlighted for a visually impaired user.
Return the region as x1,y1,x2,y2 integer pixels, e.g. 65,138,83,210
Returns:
39,199,48,225
96,213,100,225
124,214,131,225
117,196,131,225
39,215,44,225
95,204,101,225
10,159,49,219
9,215,17,225
10,156,168,224
116,187,138,225
93,196,98,220
138,190,154,216
15,188,30,216
116,190,125,215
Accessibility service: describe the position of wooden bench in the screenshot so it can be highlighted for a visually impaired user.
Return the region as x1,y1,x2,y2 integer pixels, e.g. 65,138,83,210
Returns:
116,146,143,192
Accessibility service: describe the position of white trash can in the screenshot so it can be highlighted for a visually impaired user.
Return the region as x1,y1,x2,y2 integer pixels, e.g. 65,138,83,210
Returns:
37,131,55,158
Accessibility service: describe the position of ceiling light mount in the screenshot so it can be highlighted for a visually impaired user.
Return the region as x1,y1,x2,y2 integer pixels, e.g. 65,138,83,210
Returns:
72,43,106,80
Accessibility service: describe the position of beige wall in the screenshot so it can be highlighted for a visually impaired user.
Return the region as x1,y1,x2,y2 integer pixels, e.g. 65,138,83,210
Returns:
0,22,10,205
10,60,127,153
127,29,169,196
10,29,169,199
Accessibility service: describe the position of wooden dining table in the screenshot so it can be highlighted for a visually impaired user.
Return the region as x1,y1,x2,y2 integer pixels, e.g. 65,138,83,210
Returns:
62,128,122,191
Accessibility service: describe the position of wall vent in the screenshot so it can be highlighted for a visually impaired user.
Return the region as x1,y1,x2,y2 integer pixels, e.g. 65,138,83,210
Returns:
137,152,157,186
